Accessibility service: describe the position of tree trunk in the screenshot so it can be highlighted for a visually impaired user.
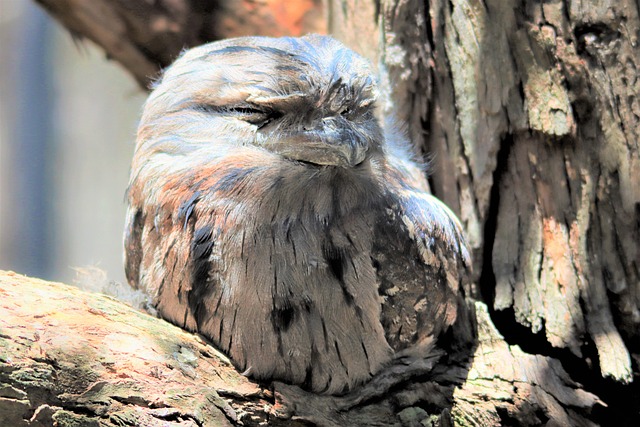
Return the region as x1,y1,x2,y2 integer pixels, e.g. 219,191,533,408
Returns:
14,0,640,425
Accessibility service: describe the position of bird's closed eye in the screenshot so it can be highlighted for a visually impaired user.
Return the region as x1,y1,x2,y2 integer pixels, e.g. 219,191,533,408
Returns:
196,104,283,129
234,107,283,128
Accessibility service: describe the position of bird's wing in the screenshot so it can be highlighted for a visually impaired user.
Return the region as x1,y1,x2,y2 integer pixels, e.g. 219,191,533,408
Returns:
123,167,226,333
124,202,201,331
372,162,471,354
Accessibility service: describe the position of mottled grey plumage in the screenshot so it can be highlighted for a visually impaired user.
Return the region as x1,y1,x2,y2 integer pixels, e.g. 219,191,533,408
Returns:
125,35,470,394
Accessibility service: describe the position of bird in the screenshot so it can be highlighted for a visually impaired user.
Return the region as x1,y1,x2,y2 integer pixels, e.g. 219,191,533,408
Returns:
124,34,470,395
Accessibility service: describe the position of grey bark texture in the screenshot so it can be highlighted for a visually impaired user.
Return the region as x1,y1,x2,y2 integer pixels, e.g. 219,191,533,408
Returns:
7,0,639,425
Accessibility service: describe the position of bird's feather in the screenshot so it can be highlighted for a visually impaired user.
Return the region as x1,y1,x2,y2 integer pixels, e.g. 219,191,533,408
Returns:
124,34,471,395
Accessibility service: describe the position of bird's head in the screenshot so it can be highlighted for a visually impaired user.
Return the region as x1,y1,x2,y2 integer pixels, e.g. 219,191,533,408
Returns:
137,34,382,168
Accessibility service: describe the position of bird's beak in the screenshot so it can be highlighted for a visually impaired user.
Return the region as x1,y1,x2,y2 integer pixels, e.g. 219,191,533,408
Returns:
258,121,369,167
272,135,367,167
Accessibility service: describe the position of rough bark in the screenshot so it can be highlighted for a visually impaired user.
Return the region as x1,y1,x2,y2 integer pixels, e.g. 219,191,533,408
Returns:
20,0,640,425
0,271,602,426
0,271,271,427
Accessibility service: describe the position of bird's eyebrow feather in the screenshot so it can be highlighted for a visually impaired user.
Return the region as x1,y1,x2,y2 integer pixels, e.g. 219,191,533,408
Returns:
250,85,279,95
275,65,305,73
205,45,289,57
205,44,322,80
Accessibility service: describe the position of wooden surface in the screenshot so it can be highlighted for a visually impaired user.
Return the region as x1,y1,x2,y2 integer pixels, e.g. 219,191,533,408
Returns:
427,0,639,384
0,270,271,426
1,270,603,426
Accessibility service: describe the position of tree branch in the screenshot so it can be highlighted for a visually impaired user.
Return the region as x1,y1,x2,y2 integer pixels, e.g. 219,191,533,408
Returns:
0,271,603,426
34,0,326,89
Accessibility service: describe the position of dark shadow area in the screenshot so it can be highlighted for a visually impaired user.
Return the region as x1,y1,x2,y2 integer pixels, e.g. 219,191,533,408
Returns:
478,131,513,306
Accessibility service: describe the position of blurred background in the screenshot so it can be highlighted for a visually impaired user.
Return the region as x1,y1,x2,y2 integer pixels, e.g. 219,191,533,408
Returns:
0,1,146,285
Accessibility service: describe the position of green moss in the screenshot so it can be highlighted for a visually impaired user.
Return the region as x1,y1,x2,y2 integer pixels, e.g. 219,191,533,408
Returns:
52,410,101,427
